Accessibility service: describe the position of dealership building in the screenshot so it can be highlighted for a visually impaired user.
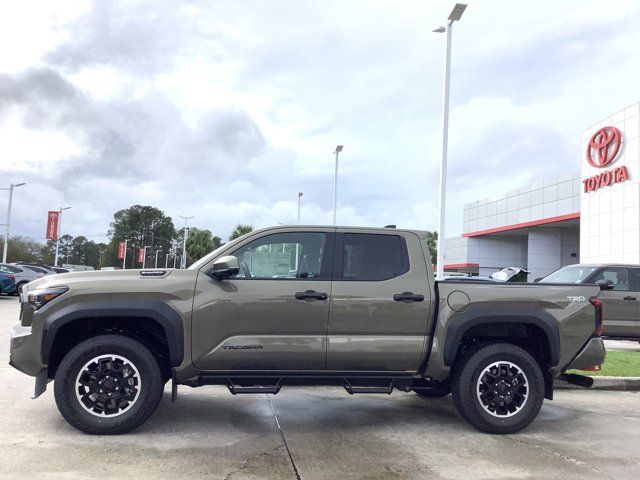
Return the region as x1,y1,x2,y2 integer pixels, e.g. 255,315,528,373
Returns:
443,101,640,280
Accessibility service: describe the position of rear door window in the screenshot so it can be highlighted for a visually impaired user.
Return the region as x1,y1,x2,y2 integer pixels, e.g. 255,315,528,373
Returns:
338,233,409,281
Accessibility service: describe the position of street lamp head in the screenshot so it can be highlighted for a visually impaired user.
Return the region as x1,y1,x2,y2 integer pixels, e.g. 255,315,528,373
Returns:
61,206,71,211
298,192,304,198
448,3,467,22
334,145,343,153
433,26,446,33
13,182,26,187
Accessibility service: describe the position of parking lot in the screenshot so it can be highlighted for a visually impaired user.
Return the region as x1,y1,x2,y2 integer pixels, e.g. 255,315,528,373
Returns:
0,296,638,480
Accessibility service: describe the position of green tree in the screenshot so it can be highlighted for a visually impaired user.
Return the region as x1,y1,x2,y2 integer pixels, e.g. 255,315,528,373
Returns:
108,205,176,268
186,229,214,263
425,231,438,265
229,224,253,241
0,236,44,263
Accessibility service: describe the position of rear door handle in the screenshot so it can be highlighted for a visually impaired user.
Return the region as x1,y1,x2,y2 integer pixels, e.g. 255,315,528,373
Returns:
623,296,637,300
295,290,328,301
393,292,425,302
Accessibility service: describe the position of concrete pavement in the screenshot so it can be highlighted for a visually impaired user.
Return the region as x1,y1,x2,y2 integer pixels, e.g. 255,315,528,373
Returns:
1,295,639,480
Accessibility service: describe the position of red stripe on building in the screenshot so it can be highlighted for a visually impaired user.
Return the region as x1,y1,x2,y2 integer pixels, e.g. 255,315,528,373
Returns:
463,212,580,238
443,263,480,269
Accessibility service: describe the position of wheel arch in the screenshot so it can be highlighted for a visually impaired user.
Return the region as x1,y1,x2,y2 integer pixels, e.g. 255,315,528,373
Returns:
42,300,184,375
442,307,560,368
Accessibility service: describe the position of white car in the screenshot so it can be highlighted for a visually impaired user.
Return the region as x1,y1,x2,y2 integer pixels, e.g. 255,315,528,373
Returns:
0,263,40,294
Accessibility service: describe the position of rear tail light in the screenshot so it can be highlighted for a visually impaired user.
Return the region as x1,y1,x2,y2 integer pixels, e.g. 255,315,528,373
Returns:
589,296,604,336
8,274,15,281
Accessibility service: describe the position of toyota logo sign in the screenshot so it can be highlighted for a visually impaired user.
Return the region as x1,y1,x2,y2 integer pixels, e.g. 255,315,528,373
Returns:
583,125,629,193
586,126,622,168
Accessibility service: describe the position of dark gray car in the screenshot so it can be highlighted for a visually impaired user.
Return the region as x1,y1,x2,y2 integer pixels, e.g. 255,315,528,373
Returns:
540,264,640,340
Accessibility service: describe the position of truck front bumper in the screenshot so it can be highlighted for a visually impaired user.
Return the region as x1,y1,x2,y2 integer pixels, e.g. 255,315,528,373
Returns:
9,323,46,377
566,337,606,371
10,323,49,398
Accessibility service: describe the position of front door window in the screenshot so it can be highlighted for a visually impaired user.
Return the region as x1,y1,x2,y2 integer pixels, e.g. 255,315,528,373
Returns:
230,232,328,280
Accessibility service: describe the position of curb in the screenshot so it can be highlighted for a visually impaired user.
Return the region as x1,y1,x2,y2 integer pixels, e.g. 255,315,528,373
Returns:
555,376,640,391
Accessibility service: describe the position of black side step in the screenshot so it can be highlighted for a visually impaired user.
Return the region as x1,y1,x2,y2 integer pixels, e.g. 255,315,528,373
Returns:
343,379,394,395
227,379,282,395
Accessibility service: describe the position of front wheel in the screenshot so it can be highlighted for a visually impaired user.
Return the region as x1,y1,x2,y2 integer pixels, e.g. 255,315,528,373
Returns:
54,335,164,435
451,343,544,434
13,282,27,296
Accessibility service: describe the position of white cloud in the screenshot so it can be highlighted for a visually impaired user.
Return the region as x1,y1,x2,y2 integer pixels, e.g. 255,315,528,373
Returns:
1,0,640,244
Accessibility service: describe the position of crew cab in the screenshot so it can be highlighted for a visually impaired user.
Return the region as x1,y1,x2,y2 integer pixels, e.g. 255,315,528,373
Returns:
10,226,605,435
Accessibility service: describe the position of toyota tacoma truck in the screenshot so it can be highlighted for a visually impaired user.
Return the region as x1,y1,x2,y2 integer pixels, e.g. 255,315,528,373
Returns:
9,226,605,435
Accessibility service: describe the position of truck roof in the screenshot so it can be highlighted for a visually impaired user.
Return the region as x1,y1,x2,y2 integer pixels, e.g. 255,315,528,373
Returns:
252,225,430,237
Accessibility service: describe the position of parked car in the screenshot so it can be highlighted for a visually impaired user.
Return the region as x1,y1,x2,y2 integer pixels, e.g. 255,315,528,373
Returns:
539,263,640,341
50,267,71,274
15,264,56,277
10,226,605,435
0,270,16,295
0,263,40,295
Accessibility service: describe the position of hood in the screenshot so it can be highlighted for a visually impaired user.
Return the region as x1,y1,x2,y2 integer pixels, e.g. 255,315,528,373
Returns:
24,268,188,292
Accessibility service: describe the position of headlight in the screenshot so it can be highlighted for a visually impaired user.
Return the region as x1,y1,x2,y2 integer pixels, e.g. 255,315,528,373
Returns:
28,286,69,310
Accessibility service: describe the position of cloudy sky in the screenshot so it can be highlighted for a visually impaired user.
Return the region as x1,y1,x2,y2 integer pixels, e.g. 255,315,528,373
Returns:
1,0,640,243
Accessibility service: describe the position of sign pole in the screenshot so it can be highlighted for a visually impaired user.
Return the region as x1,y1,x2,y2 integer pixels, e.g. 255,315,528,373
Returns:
54,209,63,267
123,239,128,270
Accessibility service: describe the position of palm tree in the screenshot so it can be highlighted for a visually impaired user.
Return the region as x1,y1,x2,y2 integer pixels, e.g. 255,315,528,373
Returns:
425,231,437,265
229,224,253,241
186,229,215,263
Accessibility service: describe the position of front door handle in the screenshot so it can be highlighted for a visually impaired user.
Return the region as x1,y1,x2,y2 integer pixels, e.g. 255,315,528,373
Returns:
623,296,637,301
295,290,328,301
393,292,425,302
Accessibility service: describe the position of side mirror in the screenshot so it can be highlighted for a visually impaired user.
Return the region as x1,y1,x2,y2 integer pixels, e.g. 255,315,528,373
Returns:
595,279,615,290
209,255,240,279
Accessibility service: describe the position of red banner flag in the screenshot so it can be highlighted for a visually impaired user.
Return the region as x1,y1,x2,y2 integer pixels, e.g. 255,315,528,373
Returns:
138,248,145,263
117,241,126,259
45,211,59,240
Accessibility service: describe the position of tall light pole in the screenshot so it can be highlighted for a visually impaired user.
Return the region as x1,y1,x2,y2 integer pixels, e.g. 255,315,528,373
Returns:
332,145,343,225
54,206,71,267
1,182,26,263
178,215,193,269
155,250,162,268
433,3,467,279
297,192,304,224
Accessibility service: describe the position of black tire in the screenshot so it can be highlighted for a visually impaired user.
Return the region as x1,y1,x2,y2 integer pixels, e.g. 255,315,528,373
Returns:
451,343,544,434
13,282,27,296
413,384,451,398
54,334,164,435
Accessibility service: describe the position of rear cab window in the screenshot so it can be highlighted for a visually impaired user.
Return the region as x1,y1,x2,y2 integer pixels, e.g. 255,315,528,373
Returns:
336,233,409,281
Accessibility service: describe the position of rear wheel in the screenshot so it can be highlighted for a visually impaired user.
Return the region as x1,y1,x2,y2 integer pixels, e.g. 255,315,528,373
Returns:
451,343,544,434
54,335,164,435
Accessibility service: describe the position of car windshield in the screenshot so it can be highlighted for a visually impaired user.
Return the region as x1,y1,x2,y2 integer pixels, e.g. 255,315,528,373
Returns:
539,266,598,283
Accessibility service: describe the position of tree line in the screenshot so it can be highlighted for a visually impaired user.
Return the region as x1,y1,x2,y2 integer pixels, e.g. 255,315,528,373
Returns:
1,204,438,269
1,204,254,269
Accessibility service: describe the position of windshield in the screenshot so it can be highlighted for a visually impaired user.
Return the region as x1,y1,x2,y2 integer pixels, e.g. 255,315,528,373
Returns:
539,266,598,283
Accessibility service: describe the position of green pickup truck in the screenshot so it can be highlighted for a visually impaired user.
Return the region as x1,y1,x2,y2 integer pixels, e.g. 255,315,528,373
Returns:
10,226,605,435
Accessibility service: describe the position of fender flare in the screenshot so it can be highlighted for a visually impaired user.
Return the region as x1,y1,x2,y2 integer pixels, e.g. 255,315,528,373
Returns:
41,300,184,367
442,306,560,367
